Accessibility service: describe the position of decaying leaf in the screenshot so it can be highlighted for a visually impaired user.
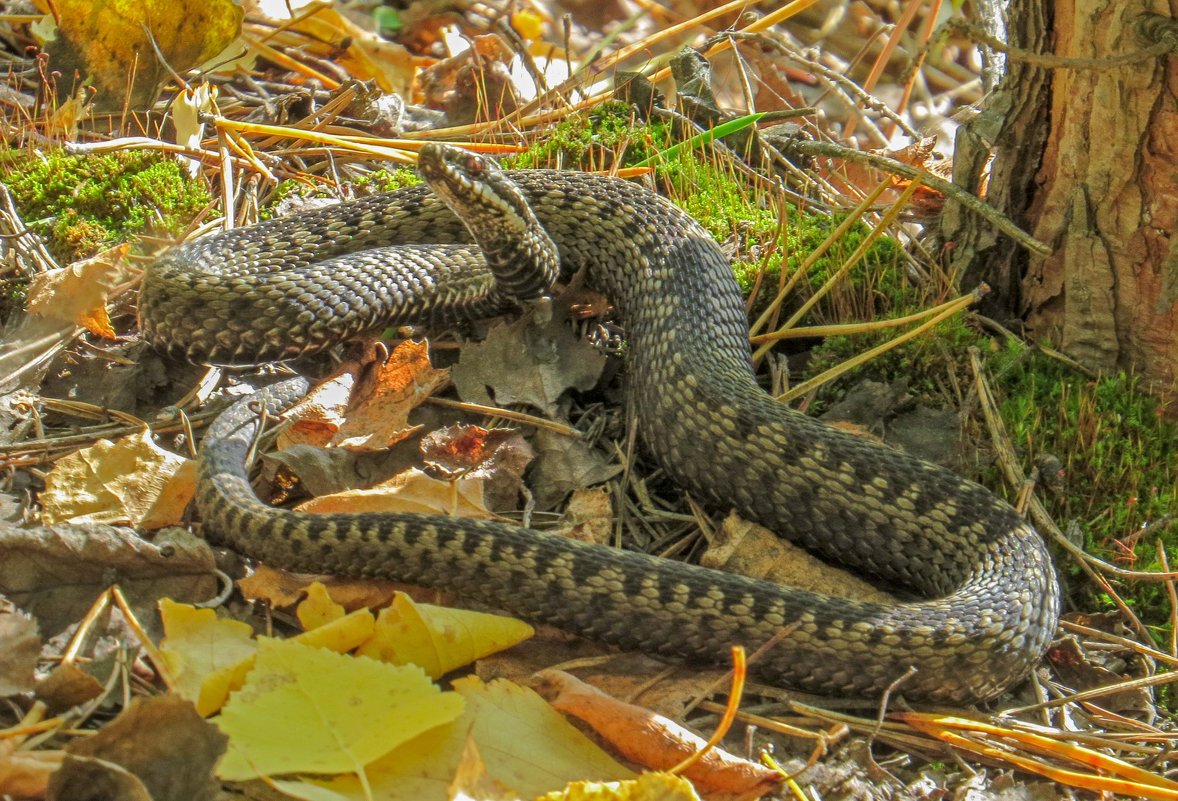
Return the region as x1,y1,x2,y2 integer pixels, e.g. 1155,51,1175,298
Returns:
0,744,62,800
420,424,534,511
700,512,896,605
37,0,243,109
549,488,613,544
33,663,105,714
215,638,465,781
39,429,195,529
528,429,622,510
49,695,225,801
24,244,130,338
0,523,216,640
295,467,494,519
0,603,39,698
355,592,533,679
451,308,606,417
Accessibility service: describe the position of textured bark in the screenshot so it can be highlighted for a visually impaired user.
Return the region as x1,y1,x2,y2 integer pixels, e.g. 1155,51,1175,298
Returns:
1021,0,1177,390
944,0,1177,393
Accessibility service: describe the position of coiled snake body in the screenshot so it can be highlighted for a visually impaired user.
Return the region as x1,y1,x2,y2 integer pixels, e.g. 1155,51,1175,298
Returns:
142,145,1059,703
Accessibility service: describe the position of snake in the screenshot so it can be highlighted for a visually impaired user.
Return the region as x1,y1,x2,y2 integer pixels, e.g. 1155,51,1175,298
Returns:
140,144,1060,703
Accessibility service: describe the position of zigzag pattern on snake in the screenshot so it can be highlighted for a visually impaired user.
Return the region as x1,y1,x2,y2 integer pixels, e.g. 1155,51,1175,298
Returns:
140,144,1060,703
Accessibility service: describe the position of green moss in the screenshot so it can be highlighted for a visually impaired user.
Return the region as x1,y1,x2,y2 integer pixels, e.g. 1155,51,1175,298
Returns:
995,351,1178,631
353,166,420,193
0,149,212,263
505,101,667,170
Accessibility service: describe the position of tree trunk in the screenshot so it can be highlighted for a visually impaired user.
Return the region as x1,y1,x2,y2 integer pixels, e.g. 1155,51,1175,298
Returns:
943,0,1177,394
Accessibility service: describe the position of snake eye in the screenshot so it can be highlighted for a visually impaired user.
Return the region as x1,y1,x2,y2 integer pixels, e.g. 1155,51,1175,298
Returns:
466,157,483,175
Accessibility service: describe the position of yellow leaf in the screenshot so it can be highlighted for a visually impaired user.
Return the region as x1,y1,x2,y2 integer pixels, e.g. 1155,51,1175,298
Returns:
158,599,257,717
297,582,346,630
40,0,242,109
215,638,464,781
539,772,701,801
292,677,632,801
511,10,544,40
40,429,194,528
356,592,533,679
294,608,376,654
25,244,129,337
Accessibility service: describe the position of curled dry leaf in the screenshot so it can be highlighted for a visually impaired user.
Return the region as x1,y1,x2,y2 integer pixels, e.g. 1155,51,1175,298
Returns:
532,670,783,801
24,244,130,338
279,340,449,451
421,423,534,511
50,695,226,801
333,340,450,451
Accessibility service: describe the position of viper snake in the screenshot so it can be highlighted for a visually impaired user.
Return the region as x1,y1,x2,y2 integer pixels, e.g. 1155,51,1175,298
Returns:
141,144,1059,703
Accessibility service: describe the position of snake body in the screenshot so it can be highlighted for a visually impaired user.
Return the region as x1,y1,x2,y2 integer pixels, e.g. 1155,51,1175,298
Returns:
143,145,1059,703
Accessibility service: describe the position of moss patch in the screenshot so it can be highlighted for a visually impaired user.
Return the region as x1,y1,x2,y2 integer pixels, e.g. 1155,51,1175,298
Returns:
0,149,212,263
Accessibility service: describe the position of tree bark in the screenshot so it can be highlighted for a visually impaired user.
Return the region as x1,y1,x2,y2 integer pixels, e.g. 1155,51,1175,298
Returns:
943,0,1177,394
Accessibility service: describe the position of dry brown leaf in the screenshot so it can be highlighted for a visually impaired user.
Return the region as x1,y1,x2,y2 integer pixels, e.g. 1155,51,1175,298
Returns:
528,429,621,510
34,663,106,714
0,523,216,639
421,424,534,511
333,340,450,451
24,244,130,337
451,308,606,417
0,604,39,696
549,488,613,545
279,341,449,452
296,467,494,519
0,743,62,800
532,670,783,801
39,429,195,529
50,695,225,801
257,4,415,96
700,512,896,605
279,371,356,449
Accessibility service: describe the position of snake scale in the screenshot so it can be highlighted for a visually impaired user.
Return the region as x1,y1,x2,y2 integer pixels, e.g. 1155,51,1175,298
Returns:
141,144,1059,703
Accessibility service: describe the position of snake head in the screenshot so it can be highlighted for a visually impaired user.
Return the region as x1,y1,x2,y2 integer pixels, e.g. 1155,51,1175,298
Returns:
417,143,559,299
417,143,531,230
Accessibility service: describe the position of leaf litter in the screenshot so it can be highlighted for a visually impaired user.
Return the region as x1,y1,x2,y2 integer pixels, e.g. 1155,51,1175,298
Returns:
0,0,1171,798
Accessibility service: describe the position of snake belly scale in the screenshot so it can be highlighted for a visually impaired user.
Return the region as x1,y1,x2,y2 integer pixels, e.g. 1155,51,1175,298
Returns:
142,145,1059,703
